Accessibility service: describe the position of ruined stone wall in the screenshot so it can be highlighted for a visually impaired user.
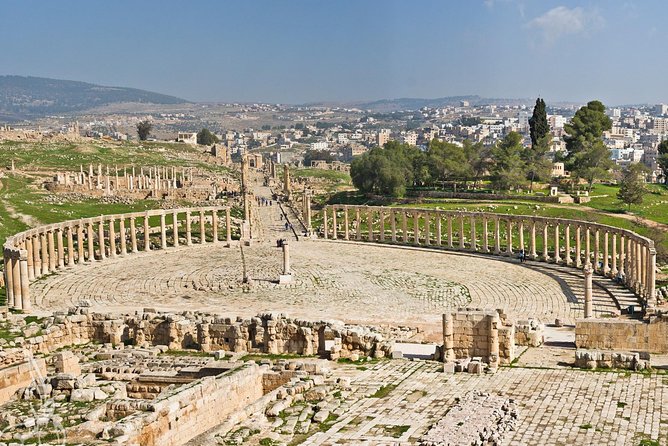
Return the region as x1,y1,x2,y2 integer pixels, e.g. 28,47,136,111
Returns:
18,310,392,360
443,309,516,365
110,364,264,446
0,358,46,404
575,314,668,353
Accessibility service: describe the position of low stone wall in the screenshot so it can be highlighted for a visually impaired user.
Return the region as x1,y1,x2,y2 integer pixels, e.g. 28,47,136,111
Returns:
108,364,264,446
0,358,46,404
575,349,650,371
408,190,566,203
575,313,668,353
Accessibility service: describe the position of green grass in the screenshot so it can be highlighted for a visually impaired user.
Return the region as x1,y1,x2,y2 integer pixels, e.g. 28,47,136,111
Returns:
384,424,410,438
292,168,351,183
161,349,211,357
370,384,397,398
240,353,311,361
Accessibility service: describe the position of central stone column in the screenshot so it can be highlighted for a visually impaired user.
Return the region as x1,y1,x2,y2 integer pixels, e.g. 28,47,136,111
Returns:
279,241,292,284
584,263,593,318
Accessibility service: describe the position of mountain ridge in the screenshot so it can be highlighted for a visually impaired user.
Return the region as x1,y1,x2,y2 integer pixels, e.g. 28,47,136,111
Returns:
0,75,188,121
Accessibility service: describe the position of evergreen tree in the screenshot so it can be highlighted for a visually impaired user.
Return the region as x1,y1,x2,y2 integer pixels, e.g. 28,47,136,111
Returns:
658,139,668,185
617,163,649,210
526,98,551,192
490,132,526,191
563,100,613,191
196,128,219,145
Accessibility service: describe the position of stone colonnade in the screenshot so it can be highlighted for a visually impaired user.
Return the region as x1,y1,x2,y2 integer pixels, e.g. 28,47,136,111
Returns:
55,164,196,193
3,206,234,312
319,205,657,305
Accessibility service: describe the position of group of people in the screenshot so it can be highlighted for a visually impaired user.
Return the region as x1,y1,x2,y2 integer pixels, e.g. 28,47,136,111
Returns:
257,197,273,206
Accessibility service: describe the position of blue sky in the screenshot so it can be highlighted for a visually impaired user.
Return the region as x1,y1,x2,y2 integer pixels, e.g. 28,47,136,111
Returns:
1,0,664,105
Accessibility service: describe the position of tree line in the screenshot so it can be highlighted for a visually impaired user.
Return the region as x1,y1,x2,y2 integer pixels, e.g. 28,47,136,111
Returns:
351,99,629,196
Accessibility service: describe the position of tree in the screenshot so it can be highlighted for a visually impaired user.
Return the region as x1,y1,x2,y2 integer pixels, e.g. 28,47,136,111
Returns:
303,149,335,167
526,98,552,192
490,132,526,191
196,128,219,145
617,163,649,210
350,141,421,197
658,140,668,185
427,139,471,191
563,100,613,191
136,120,152,141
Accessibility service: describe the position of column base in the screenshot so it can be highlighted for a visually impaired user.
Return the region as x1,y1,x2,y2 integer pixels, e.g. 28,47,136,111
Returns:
279,274,292,284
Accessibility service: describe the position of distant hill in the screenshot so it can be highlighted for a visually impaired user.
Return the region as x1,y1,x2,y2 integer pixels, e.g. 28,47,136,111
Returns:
307,95,535,112
0,75,188,120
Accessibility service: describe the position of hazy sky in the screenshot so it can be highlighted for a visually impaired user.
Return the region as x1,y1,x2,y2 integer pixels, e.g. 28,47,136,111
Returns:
1,0,665,105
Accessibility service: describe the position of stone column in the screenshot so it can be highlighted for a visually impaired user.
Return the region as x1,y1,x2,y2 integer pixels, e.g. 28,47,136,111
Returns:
185,212,192,246
12,256,21,309
77,224,84,263
530,221,538,260
47,231,56,271
611,233,618,276
482,217,489,252
442,313,455,363
56,228,65,268
505,219,513,256
305,195,312,232
226,208,232,246
32,236,41,278
332,208,338,240
367,208,374,242
119,218,127,255
87,222,95,262
489,312,500,368
447,215,453,248
390,209,397,242
469,215,476,251
199,210,206,243
554,224,561,263
212,209,219,243
379,209,385,242
422,212,428,246
575,226,582,267
565,225,572,266
584,263,593,318
344,206,350,240
282,241,290,275
585,227,591,268
603,232,609,276
5,254,14,308
636,242,643,293
413,212,420,245
435,213,442,246
40,233,49,274
130,217,138,253
322,208,329,240
542,224,549,261
594,229,600,273
108,219,116,258
160,213,167,249
494,217,500,254
458,215,465,249
402,211,408,243
143,214,151,251
26,238,34,280
19,253,30,312
66,226,75,266
97,220,106,260
356,208,363,241
648,247,657,306
518,221,525,251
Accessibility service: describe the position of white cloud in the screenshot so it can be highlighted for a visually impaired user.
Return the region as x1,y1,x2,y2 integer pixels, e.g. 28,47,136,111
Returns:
526,6,604,44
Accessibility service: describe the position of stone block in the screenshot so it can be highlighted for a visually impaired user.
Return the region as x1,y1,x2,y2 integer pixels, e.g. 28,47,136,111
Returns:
70,388,95,402
391,351,403,359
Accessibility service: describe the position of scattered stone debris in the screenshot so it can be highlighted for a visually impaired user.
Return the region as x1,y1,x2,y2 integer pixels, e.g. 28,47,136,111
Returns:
419,391,518,446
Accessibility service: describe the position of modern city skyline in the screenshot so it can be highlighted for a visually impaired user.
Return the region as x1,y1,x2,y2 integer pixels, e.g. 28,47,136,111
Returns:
1,0,666,105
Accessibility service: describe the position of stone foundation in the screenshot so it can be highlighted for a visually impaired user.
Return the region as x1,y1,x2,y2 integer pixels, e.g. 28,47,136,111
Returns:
0,357,46,404
575,312,668,353
575,349,651,371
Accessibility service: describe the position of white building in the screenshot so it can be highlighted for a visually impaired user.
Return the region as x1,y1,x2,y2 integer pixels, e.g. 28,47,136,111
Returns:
309,141,328,151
